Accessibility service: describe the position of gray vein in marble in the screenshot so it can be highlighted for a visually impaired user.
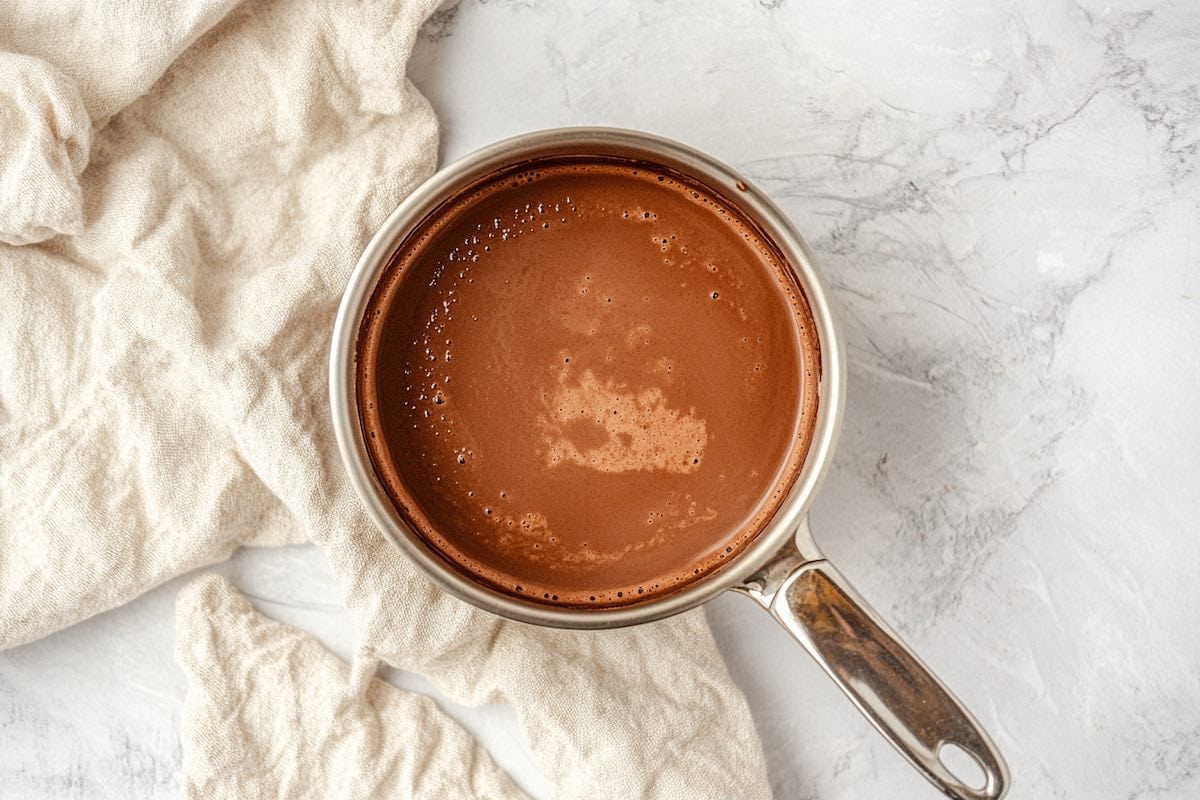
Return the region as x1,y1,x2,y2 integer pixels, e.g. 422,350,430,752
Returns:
421,1,462,43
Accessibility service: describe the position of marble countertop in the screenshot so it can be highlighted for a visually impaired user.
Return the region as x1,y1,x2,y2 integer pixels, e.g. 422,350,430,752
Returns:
3,1,1198,797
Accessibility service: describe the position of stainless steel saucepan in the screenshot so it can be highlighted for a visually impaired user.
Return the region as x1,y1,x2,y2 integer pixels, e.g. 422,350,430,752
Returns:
330,127,1010,800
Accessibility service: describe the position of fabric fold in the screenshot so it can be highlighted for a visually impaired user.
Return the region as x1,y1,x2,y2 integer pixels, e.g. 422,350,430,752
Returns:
0,0,246,244
0,0,247,127
177,573,526,800
0,52,91,245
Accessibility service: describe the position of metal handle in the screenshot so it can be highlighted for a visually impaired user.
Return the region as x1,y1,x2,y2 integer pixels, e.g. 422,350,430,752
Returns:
735,520,1010,799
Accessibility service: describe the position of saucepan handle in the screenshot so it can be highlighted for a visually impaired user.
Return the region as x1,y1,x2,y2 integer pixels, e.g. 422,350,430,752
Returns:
736,523,1010,799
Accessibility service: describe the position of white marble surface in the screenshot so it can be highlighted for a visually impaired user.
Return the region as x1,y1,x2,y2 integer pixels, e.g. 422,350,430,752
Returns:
3,0,1199,797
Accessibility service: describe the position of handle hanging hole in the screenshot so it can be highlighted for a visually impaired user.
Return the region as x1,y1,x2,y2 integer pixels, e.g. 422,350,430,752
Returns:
938,742,987,791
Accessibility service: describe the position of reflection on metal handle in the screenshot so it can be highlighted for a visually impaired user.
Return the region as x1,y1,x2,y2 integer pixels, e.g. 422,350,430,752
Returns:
736,521,1010,800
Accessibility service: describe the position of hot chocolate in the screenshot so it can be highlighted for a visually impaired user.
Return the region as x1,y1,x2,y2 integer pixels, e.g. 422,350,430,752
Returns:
356,156,819,607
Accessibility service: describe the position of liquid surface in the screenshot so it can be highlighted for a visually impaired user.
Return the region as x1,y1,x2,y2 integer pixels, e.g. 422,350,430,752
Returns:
357,157,819,607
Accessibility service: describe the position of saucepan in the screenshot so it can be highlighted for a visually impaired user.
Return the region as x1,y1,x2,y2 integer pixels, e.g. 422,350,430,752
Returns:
330,128,1010,799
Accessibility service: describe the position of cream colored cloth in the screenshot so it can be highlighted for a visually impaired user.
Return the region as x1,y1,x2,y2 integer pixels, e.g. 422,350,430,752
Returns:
0,0,772,796
177,574,525,800
0,1,243,245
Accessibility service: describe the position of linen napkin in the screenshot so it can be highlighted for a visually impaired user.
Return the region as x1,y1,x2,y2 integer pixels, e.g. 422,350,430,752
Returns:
177,574,524,799
0,0,773,796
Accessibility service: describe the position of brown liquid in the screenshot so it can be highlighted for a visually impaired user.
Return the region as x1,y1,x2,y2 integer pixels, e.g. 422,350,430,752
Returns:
357,157,819,608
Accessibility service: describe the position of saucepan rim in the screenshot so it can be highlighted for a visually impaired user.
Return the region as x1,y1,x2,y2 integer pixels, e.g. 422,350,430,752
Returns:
329,126,846,629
